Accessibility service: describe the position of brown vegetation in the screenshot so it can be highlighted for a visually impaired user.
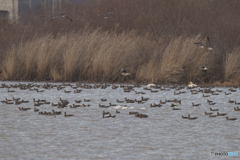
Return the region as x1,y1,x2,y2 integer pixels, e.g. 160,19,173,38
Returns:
1,0,240,84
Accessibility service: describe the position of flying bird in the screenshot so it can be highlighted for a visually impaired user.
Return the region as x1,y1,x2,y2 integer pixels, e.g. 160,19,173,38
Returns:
194,36,217,50
98,12,114,19
121,68,130,76
41,14,73,22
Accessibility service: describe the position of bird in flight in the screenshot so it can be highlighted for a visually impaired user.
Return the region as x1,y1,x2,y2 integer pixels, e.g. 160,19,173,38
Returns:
98,12,114,19
121,69,130,76
41,14,73,22
194,36,216,50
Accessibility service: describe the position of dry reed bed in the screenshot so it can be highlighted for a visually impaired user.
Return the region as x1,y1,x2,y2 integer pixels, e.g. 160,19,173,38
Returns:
1,30,240,84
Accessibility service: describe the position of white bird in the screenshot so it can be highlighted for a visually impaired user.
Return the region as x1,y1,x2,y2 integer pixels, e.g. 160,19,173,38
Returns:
129,106,134,109
113,105,122,109
140,106,146,110
188,82,197,88
121,105,128,109
147,84,156,87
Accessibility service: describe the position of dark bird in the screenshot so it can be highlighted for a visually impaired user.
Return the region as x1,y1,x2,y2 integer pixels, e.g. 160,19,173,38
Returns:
121,68,130,76
42,14,73,22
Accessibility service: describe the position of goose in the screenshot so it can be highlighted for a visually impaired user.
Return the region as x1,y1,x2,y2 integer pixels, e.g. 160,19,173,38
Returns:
226,117,237,120
234,107,240,111
188,114,198,120
98,12,114,19
235,101,240,105
210,108,219,111
129,106,134,109
228,99,234,103
194,41,206,49
196,66,208,71
217,112,227,116
49,14,73,21
192,103,201,106
206,36,217,50
120,68,130,76
140,106,146,110
225,92,231,95
205,111,213,115
182,115,188,119
64,112,74,117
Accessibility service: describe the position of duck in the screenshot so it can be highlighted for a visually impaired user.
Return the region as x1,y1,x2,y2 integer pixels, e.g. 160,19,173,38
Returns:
210,108,219,111
235,101,240,105
182,115,188,119
205,111,213,115
116,110,120,113
84,99,90,102
64,112,74,117
188,114,198,120
172,108,181,110
234,107,240,111
75,100,81,103
116,99,124,103
225,92,231,95
140,106,146,110
217,112,227,116
141,97,149,101
226,117,237,120
192,103,201,106
209,114,217,117
120,68,130,76
101,98,107,102
203,94,210,97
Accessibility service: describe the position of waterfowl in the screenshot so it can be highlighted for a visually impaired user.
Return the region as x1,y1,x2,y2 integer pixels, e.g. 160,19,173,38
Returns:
64,90,71,93
203,94,210,97
188,82,197,88
188,114,198,120
209,114,217,117
228,99,234,103
211,92,219,95
135,91,146,94
121,105,128,109
129,106,134,109
160,100,166,104
120,68,130,76
51,103,58,106
171,103,177,107
64,112,74,117
209,102,216,105
103,111,110,115
216,89,222,92
225,92,231,95
140,106,146,110
182,115,188,119
151,89,158,93
113,105,122,109
192,103,201,106
101,98,107,101
18,107,31,111
141,97,149,101
98,12,114,19
129,112,139,115
109,103,117,106
172,108,181,110
34,108,39,112
147,84,156,87
75,100,81,103
210,108,219,111
84,99,90,102
116,110,120,113
234,107,240,111
194,41,207,49
109,114,116,118
52,110,61,115
50,14,73,21
205,111,213,115
217,112,227,116
235,101,240,105
226,117,237,120
7,89,15,92
116,99,124,103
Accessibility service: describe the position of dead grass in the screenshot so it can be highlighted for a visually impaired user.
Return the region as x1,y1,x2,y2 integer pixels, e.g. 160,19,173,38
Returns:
1,0,240,84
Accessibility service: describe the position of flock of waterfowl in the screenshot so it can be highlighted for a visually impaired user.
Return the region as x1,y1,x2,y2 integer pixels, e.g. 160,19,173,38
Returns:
1,81,239,121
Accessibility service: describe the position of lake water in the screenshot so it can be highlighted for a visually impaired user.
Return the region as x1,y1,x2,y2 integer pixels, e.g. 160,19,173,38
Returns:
0,81,239,160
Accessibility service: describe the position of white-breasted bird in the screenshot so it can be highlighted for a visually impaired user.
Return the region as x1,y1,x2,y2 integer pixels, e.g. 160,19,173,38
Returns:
121,68,130,76
98,12,114,19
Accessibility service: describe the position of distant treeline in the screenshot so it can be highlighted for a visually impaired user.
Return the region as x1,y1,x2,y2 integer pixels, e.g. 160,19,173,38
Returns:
1,0,240,85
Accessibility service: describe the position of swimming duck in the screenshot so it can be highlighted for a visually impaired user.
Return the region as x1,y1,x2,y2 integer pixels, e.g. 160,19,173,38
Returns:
188,114,198,120
217,112,227,116
226,117,237,120
64,112,74,117
210,108,219,111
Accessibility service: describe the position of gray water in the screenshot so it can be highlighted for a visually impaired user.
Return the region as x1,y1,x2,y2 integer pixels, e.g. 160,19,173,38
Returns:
0,81,240,160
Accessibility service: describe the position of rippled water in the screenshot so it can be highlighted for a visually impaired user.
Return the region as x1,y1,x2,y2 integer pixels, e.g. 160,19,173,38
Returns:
0,81,240,159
